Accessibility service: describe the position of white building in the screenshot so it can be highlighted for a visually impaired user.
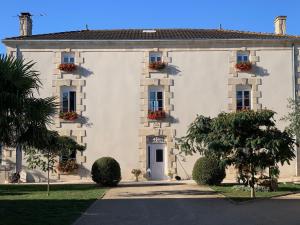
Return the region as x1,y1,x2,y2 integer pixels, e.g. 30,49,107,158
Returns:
1,13,300,182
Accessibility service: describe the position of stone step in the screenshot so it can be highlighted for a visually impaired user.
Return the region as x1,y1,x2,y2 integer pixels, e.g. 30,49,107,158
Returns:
292,176,300,183
58,174,82,182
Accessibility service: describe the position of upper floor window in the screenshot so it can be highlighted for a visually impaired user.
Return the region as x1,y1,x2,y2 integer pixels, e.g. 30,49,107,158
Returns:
237,52,249,63
236,85,251,110
149,52,162,63
61,87,76,112
149,86,163,111
62,53,75,64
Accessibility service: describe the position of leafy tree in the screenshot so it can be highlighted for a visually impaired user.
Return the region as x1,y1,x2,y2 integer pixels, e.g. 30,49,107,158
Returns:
25,129,85,195
178,110,295,198
0,55,56,173
283,98,300,144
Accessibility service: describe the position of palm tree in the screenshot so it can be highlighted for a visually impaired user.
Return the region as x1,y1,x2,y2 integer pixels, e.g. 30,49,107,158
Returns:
0,54,57,174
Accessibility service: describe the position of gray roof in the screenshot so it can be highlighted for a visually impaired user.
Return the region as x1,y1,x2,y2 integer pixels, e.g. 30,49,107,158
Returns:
4,29,300,41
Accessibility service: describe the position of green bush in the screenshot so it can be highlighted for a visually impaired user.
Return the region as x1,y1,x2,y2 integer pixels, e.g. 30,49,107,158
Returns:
192,156,226,185
91,157,121,186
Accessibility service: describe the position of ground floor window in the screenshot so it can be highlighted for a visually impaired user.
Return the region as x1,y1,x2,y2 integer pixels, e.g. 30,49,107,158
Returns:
236,85,251,110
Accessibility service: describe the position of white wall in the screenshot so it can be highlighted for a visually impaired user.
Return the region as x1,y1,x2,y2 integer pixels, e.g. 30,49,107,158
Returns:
8,43,297,182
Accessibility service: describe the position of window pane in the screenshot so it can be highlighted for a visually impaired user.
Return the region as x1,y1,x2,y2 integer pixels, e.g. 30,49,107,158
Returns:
156,56,162,62
237,56,243,62
62,92,69,112
244,91,250,98
158,100,163,110
69,91,76,111
236,91,243,98
243,55,248,62
157,92,163,100
244,99,250,108
63,57,69,63
156,149,163,162
70,57,75,63
150,57,156,63
150,92,156,101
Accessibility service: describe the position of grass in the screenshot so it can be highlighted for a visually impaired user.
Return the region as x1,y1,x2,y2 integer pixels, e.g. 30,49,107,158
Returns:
211,183,300,202
0,184,106,225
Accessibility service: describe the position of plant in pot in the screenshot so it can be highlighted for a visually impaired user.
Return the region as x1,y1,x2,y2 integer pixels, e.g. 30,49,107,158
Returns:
148,110,166,120
235,62,252,72
131,169,142,182
57,159,79,174
59,111,78,121
149,61,166,70
58,63,77,72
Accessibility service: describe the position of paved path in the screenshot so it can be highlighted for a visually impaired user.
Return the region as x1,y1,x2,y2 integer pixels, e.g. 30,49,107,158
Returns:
74,181,300,225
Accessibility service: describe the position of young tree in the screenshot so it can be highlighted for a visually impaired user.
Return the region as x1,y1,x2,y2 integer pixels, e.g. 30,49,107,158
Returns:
178,110,295,198
25,129,85,195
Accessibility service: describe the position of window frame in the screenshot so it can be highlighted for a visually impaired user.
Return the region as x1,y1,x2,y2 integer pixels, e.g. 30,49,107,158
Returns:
237,51,250,63
62,52,75,64
149,86,164,111
149,52,163,63
61,87,77,113
236,86,252,111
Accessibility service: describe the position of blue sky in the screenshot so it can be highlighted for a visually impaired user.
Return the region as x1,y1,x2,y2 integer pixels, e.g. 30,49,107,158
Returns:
1,0,300,53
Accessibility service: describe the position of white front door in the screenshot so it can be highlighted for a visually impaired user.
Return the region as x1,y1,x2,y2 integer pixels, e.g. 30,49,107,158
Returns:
148,144,166,180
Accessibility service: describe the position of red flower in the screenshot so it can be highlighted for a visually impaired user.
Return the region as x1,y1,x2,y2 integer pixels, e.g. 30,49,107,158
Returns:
149,62,166,70
59,111,78,121
58,63,77,72
235,62,252,72
148,110,166,120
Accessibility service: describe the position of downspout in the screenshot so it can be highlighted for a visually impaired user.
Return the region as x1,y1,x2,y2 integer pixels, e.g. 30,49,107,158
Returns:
292,43,298,177
292,44,296,101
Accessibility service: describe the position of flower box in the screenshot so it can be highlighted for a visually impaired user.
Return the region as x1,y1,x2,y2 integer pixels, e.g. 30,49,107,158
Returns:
148,110,166,120
57,159,79,174
235,62,252,72
149,62,166,70
59,111,78,121
58,63,77,72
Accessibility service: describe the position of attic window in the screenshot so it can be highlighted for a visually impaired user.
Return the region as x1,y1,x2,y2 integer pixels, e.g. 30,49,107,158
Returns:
143,30,156,33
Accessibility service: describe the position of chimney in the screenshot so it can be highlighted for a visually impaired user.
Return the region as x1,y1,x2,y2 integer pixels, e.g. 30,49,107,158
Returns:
274,16,287,35
19,12,32,36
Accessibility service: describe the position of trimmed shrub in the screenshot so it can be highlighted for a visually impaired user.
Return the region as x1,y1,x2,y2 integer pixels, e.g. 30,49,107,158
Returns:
192,156,226,185
91,157,121,186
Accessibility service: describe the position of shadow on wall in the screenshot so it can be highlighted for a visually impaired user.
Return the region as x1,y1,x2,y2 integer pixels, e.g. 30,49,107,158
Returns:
79,116,93,128
77,66,93,77
166,65,182,76
253,65,270,76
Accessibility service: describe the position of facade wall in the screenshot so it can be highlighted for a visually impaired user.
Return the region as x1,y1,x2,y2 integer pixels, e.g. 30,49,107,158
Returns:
1,42,297,182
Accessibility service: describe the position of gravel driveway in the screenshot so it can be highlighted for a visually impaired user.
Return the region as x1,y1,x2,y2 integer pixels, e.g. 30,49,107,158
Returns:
73,181,300,225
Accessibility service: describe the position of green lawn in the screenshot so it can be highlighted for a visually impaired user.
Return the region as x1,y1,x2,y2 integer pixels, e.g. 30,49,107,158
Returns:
0,184,106,225
211,183,300,202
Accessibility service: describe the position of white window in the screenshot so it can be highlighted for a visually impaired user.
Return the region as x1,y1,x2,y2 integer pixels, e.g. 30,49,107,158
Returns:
149,52,162,63
61,87,76,112
237,52,249,63
236,85,251,110
149,86,164,111
62,53,75,64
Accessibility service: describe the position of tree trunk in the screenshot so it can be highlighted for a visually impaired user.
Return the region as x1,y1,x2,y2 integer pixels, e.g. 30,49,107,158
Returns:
15,145,22,173
250,166,255,198
47,151,50,196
